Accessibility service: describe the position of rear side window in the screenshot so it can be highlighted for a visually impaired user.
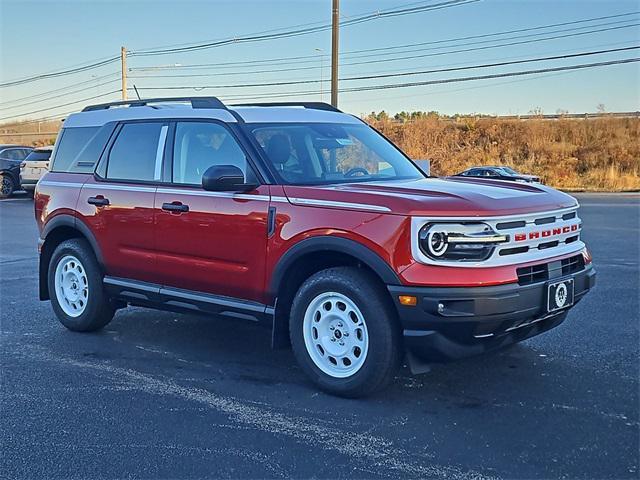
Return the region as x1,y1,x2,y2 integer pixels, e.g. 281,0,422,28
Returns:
51,127,100,173
0,148,30,160
25,150,52,162
106,123,166,182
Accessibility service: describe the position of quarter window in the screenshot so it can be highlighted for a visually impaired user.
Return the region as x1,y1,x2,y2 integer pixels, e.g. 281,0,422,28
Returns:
172,122,248,185
107,123,166,182
51,127,100,173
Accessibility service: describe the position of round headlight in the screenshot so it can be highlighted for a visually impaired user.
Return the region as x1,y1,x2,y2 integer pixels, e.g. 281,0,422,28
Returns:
418,222,506,262
427,230,448,257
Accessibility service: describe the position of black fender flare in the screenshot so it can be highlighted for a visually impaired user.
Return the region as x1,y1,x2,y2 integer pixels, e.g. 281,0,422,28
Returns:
269,235,401,298
39,214,105,300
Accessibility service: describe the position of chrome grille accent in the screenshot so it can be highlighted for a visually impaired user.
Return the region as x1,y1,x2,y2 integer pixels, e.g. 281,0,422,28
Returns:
411,206,585,267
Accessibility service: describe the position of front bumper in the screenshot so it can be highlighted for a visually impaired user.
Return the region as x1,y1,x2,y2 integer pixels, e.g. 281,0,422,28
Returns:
388,264,596,362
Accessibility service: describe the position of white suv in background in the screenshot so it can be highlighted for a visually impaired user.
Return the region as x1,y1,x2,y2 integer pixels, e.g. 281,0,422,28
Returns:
20,146,53,196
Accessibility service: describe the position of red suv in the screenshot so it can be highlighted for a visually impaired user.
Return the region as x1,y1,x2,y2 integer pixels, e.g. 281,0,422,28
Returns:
35,98,595,397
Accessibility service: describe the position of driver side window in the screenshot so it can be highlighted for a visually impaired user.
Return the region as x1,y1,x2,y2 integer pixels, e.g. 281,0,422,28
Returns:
172,122,250,185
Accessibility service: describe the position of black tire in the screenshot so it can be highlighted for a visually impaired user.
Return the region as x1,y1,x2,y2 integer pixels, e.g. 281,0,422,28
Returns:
289,267,402,398
48,238,115,332
0,174,15,198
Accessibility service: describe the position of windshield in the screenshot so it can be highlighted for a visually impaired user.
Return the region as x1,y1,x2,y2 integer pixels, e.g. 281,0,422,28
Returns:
248,123,423,185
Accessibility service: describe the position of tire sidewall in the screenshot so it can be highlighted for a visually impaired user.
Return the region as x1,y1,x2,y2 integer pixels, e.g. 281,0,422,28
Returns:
48,239,111,331
290,269,400,396
0,174,14,198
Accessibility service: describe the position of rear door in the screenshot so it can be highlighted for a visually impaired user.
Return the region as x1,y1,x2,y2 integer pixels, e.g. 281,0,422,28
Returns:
153,120,270,303
78,121,168,283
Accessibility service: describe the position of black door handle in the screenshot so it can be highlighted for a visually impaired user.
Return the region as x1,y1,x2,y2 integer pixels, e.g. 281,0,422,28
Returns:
88,196,109,206
162,202,189,213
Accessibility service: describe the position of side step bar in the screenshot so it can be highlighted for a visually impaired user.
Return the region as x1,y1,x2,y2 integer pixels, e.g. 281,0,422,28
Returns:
103,276,274,323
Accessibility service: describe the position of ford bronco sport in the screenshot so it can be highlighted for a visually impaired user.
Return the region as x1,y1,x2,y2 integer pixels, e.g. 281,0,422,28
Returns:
35,97,596,397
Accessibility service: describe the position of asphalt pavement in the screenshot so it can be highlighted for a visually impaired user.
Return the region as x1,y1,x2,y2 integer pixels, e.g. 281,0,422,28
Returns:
1,193,638,479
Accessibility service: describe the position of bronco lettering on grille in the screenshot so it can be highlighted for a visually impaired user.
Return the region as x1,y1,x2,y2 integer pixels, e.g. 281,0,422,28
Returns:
514,223,579,242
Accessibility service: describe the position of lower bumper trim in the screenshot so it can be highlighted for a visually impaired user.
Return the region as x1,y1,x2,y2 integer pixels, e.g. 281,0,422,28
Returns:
389,265,595,363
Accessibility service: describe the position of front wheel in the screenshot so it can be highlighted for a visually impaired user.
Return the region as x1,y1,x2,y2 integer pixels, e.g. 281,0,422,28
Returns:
48,238,115,332
0,174,15,198
289,267,402,397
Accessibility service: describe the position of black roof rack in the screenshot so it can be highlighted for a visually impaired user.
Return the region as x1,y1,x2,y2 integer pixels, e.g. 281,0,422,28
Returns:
231,102,342,113
82,96,227,112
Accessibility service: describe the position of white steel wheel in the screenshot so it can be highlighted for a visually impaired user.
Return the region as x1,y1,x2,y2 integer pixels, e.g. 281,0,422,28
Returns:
302,291,369,378
54,255,89,317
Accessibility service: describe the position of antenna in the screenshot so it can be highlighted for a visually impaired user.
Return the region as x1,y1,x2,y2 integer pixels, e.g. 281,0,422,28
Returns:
133,84,141,100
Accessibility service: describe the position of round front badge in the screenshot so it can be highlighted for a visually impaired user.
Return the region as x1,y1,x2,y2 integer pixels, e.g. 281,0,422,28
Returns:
555,283,568,307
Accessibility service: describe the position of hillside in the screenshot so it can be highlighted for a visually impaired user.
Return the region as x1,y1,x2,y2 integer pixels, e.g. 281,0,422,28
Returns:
365,114,640,191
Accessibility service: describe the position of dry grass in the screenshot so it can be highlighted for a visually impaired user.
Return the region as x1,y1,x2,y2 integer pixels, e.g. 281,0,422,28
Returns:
365,115,640,191
0,120,61,147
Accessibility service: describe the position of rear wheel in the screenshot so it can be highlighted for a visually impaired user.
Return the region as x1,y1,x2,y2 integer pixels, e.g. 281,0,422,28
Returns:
48,238,114,332
289,267,402,397
0,174,15,198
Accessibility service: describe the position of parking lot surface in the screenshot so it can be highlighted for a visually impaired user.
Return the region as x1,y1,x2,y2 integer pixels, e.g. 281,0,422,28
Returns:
1,193,638,479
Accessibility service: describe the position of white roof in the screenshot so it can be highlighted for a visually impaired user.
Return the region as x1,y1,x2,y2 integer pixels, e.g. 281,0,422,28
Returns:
230,106,361,124
62,103,360,128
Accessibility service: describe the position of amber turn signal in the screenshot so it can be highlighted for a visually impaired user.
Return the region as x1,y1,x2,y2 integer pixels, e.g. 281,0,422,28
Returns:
398,295,417,306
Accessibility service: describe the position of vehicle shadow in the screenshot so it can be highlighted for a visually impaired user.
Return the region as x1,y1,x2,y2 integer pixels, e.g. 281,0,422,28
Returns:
83,305,558,406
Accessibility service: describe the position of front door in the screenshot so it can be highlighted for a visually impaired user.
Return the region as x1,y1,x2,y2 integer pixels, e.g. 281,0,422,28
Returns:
154,120,269,303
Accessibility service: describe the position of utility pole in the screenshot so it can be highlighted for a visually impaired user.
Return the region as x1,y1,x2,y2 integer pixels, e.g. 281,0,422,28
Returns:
331,0,339,108
120,46,127,100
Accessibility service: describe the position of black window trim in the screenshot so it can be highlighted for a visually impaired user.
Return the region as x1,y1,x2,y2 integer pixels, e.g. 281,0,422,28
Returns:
50,125,114,175
94,117,267,189
242,120,426,186
95,119,171,187
165,118,265,189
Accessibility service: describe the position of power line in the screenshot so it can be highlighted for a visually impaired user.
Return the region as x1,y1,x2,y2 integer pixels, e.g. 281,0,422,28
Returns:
0,78,120,111
130,0,478,56
342,45,640,81
0,0,477,89
340,58,640,93
326,23,640,69
2,57,636,124
127,23,640,81
0,72,120,108
0,57,120,89
131,11,639,71
129,46,640,91
0,90,121,122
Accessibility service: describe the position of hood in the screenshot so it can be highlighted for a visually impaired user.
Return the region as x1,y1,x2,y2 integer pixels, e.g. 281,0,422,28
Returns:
282,177,577,217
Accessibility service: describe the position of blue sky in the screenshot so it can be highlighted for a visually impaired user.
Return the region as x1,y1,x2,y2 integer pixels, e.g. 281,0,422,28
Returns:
1,0,639,120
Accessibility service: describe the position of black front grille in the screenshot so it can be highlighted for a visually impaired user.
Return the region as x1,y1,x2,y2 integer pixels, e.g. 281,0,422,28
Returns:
517,254,585,285
560,254,585,276
516,263,548,285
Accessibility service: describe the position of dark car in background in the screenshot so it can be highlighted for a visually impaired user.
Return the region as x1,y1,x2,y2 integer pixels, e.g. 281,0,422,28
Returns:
0,145,33,198
456,166,541,183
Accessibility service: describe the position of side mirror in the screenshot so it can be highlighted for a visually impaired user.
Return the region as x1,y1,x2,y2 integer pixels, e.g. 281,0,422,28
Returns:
202,165,256,192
